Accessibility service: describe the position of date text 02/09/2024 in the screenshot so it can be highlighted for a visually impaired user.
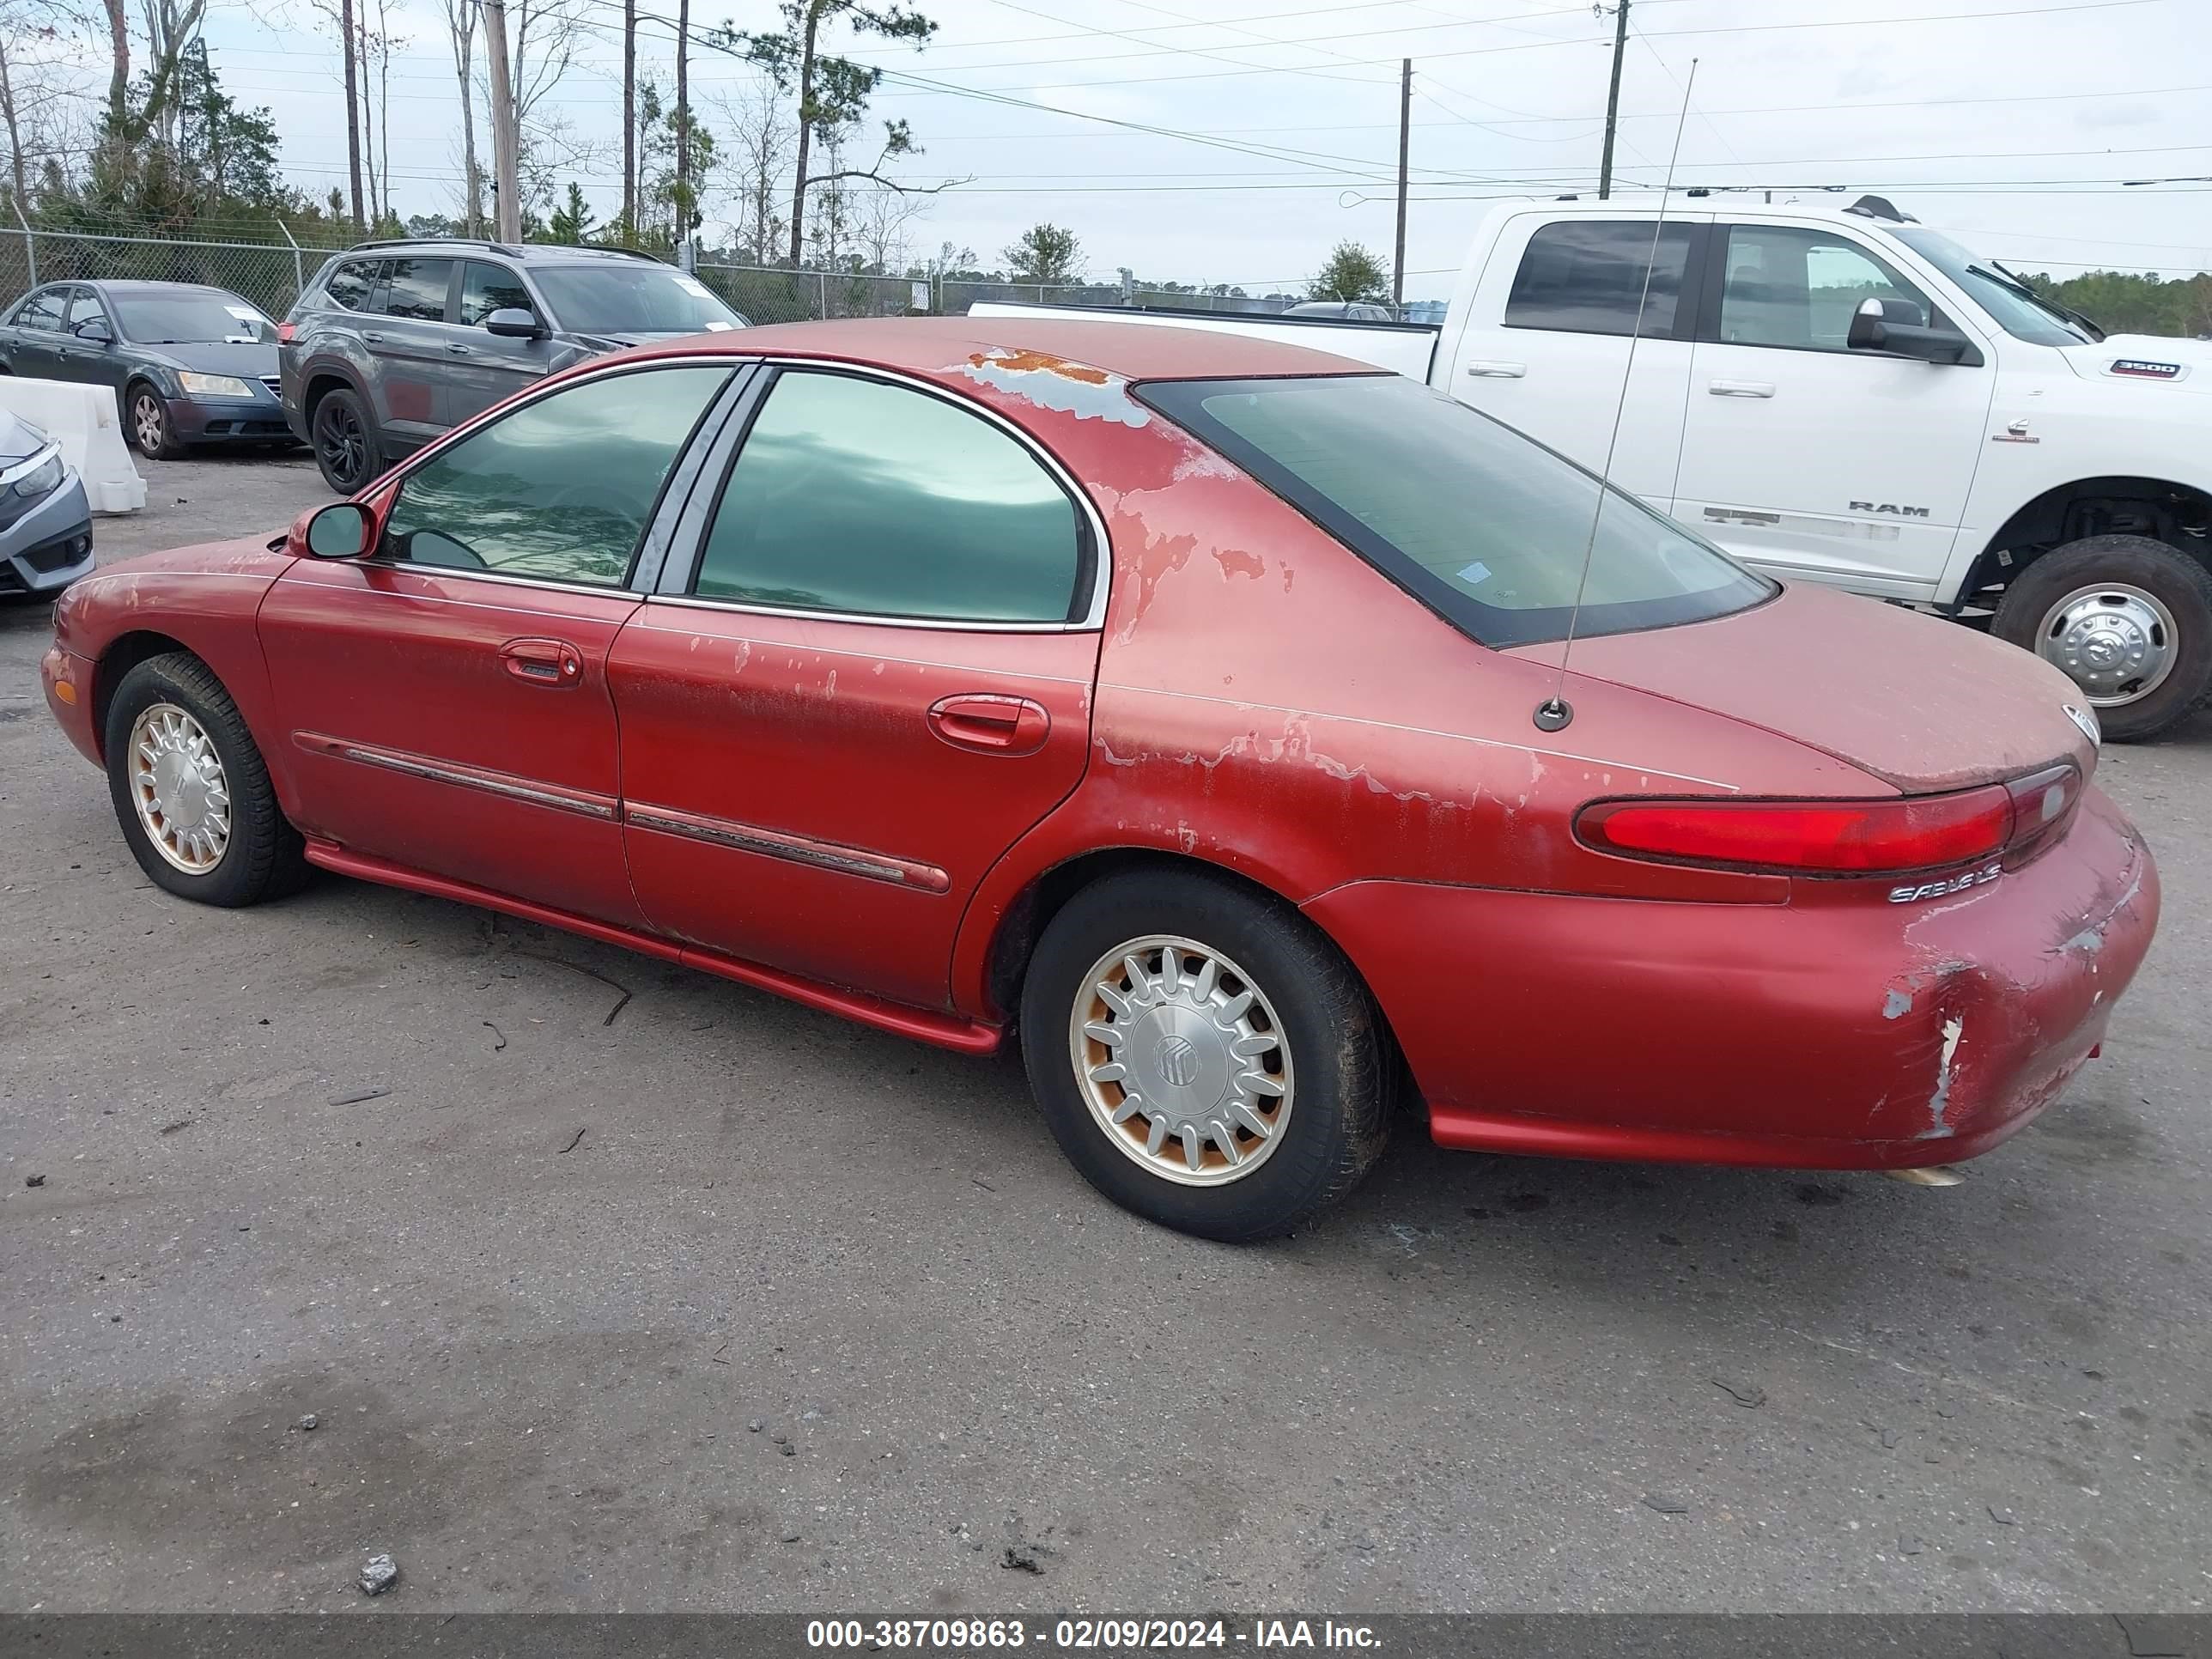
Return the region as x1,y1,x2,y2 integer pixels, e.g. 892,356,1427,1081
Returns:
805,1618,1382,1650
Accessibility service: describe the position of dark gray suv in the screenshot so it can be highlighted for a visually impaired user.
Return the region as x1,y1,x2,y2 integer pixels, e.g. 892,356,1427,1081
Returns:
279,240,747,493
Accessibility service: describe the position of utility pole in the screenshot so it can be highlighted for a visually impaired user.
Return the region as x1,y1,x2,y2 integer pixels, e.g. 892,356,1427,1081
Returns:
341,0,364,234
674,0,691,248
1598,0,1627,200
621,0,636,240
481,0,521,242
1393,58,1410,315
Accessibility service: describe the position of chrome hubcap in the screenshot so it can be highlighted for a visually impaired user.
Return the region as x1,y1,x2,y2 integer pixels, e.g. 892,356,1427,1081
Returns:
129,703,230,874
2036,583,2177,707
1069,935,1292,1187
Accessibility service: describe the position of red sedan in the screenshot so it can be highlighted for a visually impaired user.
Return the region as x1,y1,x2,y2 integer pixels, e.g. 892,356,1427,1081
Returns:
40,319,2158,1240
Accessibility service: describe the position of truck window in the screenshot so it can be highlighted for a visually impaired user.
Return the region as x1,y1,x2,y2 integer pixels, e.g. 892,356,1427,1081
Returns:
1504,221,1692,339
1135,374,1773,649
1717,226,1936,351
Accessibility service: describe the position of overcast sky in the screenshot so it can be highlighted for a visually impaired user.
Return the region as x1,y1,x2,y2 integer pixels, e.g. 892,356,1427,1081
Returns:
184,0,2209,297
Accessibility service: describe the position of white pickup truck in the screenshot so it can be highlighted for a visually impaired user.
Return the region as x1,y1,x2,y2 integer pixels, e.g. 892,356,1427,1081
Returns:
975,195,2212,740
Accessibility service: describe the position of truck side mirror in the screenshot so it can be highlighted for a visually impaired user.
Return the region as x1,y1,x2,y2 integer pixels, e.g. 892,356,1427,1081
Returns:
1849,297,1980,367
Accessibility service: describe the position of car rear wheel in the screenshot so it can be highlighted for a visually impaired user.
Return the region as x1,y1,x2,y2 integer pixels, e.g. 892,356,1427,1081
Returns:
1993,534,2212,742
126,384,181,460
1018,868,1389,1242
105,653,307,907
311,386,381,494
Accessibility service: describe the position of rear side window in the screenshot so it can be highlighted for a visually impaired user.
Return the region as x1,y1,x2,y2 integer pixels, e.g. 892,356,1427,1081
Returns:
14,289,66,331
384,366,730,586
322,259,381,313
459,261,533,326
1504,220,1693,338
383,257,453,322
690,369,1086,624
1137,375,1772,648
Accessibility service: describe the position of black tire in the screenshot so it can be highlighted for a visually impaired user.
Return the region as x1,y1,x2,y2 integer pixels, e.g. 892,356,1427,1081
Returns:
1018,868,1389,1243
104,652,307,908
1992,534,2212,742
310,386,381,495
125,382,183,460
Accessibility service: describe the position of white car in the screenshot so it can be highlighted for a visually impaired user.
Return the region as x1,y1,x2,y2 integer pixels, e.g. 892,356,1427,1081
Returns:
980,195,2212,740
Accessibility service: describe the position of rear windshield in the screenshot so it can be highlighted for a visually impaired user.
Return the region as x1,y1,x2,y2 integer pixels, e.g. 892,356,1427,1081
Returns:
529,264,742,336
1135,374,1773,647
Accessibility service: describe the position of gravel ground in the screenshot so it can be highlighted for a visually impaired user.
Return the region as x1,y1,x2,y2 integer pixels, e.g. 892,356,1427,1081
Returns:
2,453,2207,1613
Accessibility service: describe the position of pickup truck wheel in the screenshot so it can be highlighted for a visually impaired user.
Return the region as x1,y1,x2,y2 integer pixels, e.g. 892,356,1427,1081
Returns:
1993,534,2212,742
104,653,308,907
1018,869,1389,1243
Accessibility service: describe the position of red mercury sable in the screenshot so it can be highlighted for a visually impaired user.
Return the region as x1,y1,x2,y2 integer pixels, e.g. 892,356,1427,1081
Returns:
40,319,2158,1240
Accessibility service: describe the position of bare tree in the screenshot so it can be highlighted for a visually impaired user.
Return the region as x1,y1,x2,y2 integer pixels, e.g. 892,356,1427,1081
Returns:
441,0,481,234
99,0,125,131
851,182,921,274
134,0,208,143
0,2,74,204
710,78,792,265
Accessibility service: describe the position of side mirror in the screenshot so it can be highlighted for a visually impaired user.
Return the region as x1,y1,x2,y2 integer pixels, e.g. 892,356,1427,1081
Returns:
295,500,372,559
483,307,545,340
1848,296,1979,366
71,319,112,344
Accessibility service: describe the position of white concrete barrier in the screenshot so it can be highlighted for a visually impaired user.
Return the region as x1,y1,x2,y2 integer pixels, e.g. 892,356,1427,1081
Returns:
0,378,145,514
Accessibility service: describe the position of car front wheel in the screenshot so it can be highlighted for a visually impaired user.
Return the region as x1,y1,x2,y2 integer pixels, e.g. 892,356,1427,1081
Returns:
126,384,181,459
104,652,307,907
1019,868,1389,1242
1993,534,2212,742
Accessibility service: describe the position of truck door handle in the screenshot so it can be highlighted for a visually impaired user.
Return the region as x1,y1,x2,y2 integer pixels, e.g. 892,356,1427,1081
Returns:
927,694,1050,756
499,637,584,686
362,331,386,344
1465,360,1527,378
1708,379,1776,398
447,342,473,356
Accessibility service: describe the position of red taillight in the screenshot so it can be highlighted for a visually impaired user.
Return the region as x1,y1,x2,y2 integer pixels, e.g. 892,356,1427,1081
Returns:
1578,764,2083,876
1578,787,2016,874
276,321,296,343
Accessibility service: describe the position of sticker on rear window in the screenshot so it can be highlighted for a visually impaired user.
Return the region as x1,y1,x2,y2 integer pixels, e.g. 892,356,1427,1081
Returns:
1455,560,1492,586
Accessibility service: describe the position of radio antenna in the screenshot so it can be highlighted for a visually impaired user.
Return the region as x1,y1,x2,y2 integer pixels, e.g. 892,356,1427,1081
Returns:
1534,55,1699,734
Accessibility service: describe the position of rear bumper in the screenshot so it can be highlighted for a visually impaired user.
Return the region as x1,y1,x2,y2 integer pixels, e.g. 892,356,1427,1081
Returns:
0,475,94,595
1304,785,2159,1168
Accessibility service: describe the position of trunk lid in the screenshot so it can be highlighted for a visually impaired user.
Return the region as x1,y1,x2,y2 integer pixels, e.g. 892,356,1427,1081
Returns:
1510,580,2096,793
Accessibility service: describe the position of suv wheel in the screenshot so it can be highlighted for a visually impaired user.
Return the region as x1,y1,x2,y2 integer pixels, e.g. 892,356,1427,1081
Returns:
311,386,381,494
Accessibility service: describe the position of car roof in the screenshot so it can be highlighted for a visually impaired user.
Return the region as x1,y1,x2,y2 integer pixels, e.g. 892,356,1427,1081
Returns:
654,315,1387,381
88,280,237,296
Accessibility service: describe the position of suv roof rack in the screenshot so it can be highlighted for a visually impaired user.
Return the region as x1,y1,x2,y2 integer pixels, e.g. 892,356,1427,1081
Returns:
343,237,525,256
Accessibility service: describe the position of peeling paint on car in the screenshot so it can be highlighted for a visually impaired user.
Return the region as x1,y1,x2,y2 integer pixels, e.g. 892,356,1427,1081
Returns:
1921,1016,1966,1138
952,349,1151,428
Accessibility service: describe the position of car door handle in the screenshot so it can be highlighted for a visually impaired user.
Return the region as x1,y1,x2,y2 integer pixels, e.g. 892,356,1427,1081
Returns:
1708,379,1776,398
500,637,584,686
362,331,386,344
927,694,1050,757
447,342,473,356
1465,360,1527,378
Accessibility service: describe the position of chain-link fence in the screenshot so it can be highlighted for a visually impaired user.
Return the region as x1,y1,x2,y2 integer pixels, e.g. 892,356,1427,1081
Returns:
0,226,1306,327
0,226,344,319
